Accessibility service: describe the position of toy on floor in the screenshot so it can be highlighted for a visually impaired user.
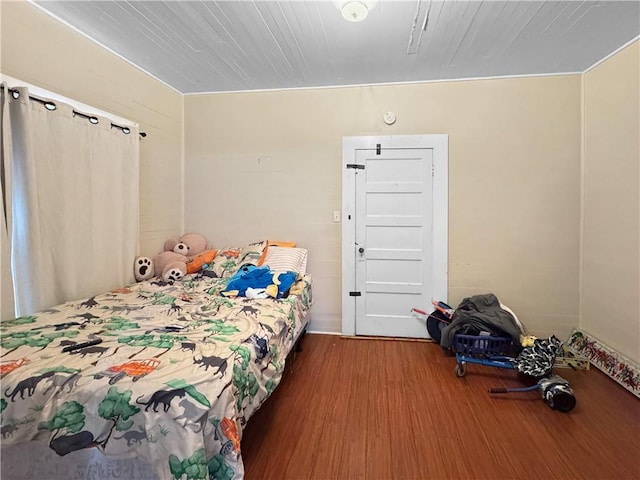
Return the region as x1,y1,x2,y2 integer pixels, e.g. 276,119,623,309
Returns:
489,374,576,412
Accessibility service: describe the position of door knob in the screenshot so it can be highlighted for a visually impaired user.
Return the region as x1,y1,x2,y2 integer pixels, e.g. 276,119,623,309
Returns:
358,247,365,254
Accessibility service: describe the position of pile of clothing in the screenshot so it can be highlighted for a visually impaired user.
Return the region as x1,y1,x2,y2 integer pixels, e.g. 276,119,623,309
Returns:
439,293,525,348
514,335,563,377
438,293,562,377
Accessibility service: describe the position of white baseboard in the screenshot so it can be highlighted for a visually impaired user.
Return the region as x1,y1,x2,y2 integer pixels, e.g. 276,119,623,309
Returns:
306,330,342,336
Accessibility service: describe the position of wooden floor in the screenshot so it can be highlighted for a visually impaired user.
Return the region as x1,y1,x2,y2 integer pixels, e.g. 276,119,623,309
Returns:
242,334,640,480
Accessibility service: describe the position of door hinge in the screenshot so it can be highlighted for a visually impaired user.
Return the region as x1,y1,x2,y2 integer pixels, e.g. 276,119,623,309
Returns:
346,163,365,170
376,144,381,155
349,291,362,297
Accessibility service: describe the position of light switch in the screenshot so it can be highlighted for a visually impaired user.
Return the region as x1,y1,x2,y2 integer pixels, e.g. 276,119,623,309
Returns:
333,210,341,222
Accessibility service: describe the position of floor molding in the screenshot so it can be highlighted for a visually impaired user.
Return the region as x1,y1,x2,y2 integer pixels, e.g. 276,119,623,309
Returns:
340,335,432,343
307,331,436,343
306,330,342,336
567,329,640,398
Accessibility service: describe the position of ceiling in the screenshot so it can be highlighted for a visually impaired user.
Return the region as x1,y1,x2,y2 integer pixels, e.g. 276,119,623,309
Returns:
32,0,640,94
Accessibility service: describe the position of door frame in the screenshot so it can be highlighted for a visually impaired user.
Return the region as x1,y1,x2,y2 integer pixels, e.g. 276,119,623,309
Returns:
341,134,448,336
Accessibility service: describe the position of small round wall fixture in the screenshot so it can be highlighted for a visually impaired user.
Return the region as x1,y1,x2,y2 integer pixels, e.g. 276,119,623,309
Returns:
383,111,397,125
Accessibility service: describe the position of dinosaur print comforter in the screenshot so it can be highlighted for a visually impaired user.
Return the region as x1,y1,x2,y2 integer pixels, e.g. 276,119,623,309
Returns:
0,273,312,480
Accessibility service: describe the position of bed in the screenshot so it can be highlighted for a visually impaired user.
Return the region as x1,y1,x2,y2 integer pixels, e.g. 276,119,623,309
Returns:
0,242,312,480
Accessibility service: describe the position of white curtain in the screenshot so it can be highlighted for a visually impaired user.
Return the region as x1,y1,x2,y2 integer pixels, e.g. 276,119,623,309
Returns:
4,86,139,317
1,84,16,320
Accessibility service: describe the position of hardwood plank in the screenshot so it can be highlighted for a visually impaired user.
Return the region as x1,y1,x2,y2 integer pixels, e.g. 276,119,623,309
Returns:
365,340,392,479
242,334,640,480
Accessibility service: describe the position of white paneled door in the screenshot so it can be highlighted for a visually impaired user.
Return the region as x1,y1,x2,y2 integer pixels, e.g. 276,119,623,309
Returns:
342,135,448,339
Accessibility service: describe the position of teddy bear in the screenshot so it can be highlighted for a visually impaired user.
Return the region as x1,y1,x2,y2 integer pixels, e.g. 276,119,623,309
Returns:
134,233,218,282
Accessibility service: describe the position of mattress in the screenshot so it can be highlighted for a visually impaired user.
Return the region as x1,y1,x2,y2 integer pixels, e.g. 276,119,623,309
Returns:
0,272,312,480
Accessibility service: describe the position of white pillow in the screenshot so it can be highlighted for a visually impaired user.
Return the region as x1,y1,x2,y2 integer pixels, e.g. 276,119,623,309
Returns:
263,247,308,275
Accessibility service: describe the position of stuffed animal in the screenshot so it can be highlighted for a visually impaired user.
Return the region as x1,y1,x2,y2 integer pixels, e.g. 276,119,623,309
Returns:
134,233,218,282
221,265,298,299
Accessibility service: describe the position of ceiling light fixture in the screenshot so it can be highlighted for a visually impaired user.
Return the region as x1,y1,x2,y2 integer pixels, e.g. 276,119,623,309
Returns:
334,1,377,22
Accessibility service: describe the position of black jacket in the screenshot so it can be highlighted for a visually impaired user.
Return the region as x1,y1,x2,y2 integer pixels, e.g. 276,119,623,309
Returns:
440,293,523,349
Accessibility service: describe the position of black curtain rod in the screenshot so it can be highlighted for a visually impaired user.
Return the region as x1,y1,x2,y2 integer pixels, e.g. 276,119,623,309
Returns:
7,87,147,138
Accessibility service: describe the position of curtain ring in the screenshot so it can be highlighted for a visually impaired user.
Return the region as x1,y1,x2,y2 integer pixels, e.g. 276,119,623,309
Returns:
89,116,99,124
44,102,57,111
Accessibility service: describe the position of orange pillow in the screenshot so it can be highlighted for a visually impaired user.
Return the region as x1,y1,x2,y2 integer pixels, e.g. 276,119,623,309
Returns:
268,240,296,248
258,241,297,266
187,249,218,274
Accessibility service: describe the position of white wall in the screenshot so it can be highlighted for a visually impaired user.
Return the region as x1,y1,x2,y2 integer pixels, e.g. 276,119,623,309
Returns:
0,0,184,260
581,41,640,363
184,75,582,338
1,1,185,320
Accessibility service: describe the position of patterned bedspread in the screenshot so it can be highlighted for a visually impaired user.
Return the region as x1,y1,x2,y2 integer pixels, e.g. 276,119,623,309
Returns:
0,273,312,480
